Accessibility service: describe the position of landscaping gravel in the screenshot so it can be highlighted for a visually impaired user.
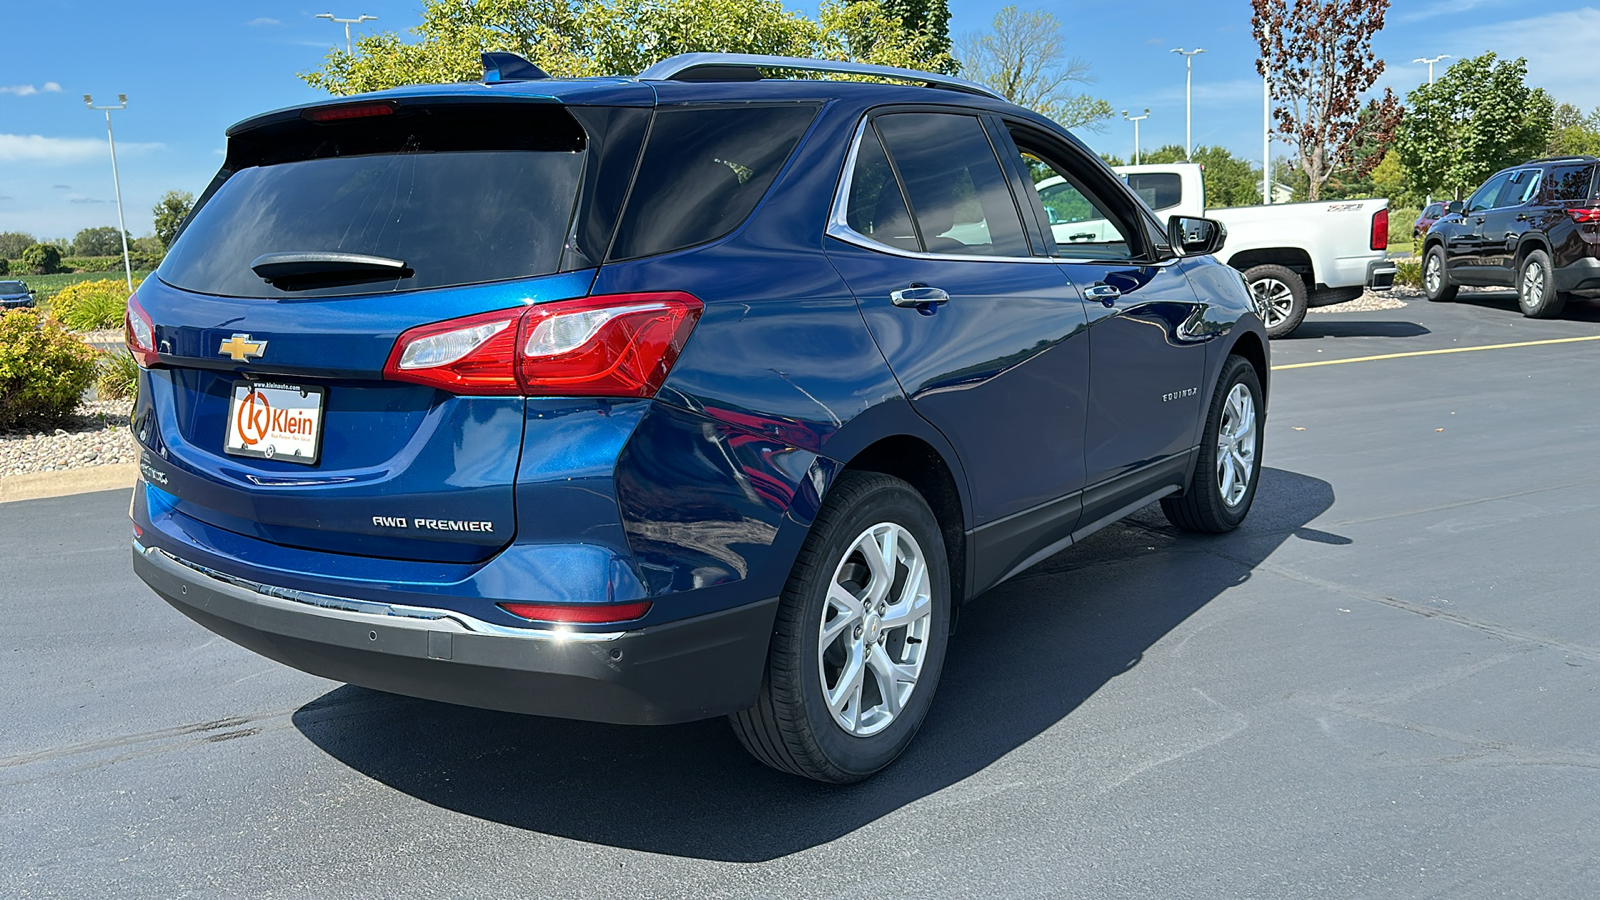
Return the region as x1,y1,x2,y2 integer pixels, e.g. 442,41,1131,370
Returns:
0,399,136,477
1308,286,1415,314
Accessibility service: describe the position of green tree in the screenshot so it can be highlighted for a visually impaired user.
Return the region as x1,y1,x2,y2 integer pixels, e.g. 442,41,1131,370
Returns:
1547,102,1600,157
151,190,196,250
0,258,8,276
300,0,951,95
1395,53,1552,201
1367,151,1421,207
71,226,131,257
20,243,61,275
0,232,36,260
853,0,952,71
955,6,1112,130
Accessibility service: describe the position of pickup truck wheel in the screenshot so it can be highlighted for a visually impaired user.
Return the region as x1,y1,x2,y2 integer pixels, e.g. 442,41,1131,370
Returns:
1161,355,1263,533
1243,264,1306,338
1423,245,1457,302
1517,249,1567,319
729,471,949,783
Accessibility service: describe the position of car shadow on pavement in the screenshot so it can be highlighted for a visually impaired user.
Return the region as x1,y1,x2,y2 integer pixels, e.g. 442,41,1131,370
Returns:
294,466,1336,862
1286,320,1430,339
1451,290,1600,323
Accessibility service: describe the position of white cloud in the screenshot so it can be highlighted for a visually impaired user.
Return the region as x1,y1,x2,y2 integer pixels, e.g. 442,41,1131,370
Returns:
247,17,282,26
0,83,61,96
1440,8,1600,109
0,134,165,163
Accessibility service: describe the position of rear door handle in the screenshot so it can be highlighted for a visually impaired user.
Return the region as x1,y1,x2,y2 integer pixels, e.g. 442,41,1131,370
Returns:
1083,282,1121,305
891,286,950,307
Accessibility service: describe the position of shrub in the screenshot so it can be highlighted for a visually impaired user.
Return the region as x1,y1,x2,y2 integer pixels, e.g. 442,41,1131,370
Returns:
20,243,61,275
0,310,98,430
0,257,8,276
50,278,130,331
72,226,132,257
60,256,122,273
97,349,140,403
1394,258,1422,288
1388,206,1421,251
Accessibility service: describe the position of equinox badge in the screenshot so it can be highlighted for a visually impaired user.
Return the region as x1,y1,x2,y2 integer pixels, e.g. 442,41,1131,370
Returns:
219,333,267,362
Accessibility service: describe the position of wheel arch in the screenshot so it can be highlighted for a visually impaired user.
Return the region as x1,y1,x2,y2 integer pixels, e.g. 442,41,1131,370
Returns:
836,434,971,606
1515,233,1553,267
1229,247,1314,287
1226,329,1269,407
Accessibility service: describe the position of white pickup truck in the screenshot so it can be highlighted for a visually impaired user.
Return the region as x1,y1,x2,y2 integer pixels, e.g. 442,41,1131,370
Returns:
1108,163,1397,337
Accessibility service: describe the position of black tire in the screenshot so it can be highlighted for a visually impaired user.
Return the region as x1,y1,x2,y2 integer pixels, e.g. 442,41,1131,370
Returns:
1516,248,1567,319
729,471,951,783
1161,355,1264,533
1423,244,1457,302
1242,264,1307,339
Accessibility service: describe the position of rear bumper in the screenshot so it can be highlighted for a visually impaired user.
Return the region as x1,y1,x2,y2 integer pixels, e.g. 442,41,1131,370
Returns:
134,541,777,725
1554,256,1600,293
1366,258,1397,292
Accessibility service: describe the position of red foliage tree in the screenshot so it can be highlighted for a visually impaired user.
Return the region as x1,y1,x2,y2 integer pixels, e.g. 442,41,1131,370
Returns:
1252,0,1403,200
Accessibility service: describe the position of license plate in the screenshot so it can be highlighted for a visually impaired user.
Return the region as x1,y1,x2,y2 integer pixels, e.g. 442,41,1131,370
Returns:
223,381,325,466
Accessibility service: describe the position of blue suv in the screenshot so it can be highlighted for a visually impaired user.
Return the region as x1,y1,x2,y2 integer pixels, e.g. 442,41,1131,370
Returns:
129,53,1268,782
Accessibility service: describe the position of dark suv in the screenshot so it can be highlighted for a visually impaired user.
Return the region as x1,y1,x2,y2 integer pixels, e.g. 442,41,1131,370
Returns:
1422,156,1600,317
129,52,1268,782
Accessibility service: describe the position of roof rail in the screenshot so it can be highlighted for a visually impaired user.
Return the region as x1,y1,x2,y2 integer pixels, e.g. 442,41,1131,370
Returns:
636,53,1005,101
1525,154,1600,164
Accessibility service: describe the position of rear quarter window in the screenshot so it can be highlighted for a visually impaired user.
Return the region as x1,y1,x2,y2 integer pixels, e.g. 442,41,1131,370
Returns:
1547,164,1595,201
607,104,817,261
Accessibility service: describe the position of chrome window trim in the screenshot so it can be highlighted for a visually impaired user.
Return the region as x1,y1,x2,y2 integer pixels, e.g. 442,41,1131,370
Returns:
826,113,1163,268
138,541,626,642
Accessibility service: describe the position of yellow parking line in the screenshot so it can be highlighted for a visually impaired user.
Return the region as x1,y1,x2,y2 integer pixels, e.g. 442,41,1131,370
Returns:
1272,334,1600,370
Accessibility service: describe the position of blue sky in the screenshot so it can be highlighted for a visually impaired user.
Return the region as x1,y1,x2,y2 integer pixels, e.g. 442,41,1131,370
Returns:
4,0,1598,240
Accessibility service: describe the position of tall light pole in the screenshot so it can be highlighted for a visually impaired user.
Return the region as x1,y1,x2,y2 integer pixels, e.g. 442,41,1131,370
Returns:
1122,109,1151,165
83,93,133,291
316,12,377,54
1413,54,1451,85
1414,56,1449,205
1171,48,1205,160
1262,62,1272,205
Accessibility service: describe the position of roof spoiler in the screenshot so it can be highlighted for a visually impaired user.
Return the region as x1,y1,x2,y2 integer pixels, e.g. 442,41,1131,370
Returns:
481,52,550,83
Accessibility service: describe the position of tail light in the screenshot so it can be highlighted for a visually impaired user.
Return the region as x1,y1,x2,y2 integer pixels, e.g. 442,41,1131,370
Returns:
125,293,159,367
498,601,652,624
1568,208,1600,223
384,292,703,398
301,101,397,122
1371,208,1389,251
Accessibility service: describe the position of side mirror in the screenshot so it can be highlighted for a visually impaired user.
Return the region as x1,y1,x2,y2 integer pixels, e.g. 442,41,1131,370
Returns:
1446,200,1464,216
1167,215,1226,257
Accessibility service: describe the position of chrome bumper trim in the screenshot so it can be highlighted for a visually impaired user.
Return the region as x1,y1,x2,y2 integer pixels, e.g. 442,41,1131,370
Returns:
134,540,625,643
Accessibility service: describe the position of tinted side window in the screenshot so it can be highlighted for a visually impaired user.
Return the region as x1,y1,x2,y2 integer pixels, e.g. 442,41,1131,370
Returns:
844,128,918,252
874,113,1030,257
1497,169,1541,207
1124,172,1183,211
1466,172,1512,213
1548,164,1595,201
609,105,817,261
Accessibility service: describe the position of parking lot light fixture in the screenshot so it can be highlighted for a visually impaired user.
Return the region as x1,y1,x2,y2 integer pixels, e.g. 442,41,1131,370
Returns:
316,12,377,54
1123,108,1151,165
1414,55,1451,85
83,93,134,292
1171,48,1205,160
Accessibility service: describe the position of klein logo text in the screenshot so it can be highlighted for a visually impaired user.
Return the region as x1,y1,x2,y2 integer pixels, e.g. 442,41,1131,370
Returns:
1162,387,1199,402
235,391,316,446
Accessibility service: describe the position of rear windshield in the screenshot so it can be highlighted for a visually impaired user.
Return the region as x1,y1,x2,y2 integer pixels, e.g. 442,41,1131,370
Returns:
161,103,586,299
1547,164,1595,202
607,104,817,261
1123,172,1183,211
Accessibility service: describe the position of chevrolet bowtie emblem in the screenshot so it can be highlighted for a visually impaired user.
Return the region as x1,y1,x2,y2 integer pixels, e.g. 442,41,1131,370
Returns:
219,333,267,362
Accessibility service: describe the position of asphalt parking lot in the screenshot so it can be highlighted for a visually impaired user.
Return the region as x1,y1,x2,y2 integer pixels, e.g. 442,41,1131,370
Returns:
5,288,1598,899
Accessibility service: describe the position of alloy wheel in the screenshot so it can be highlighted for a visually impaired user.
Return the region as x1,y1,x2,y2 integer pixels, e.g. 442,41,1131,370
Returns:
1250,277,1296,328
1216,383,1257,508
1425,254,1442,294
817,522,933,737
1521,261,1545,306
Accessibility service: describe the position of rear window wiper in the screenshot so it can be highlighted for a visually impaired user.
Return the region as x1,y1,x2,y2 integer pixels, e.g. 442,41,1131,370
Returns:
251,251,411,289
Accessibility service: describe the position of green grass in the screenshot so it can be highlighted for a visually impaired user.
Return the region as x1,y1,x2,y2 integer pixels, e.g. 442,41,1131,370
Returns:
23,270,152,310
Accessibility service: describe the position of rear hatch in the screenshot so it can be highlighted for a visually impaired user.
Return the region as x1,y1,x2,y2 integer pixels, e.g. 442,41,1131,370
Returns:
137,97,633,563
